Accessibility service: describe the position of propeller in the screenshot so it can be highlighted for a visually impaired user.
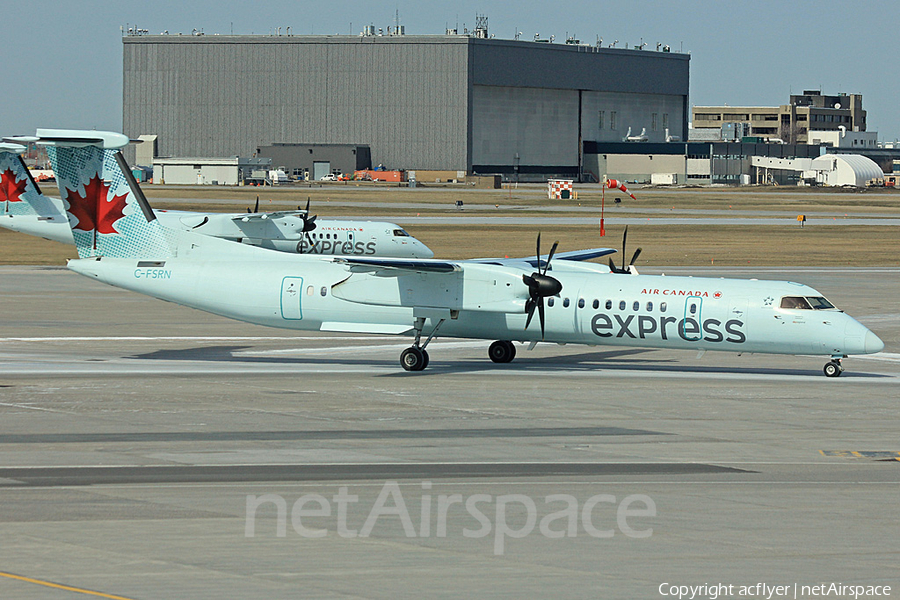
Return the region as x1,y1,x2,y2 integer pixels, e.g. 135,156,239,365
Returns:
298,197,318,253
608,226,642,274
523,232,562,339
300,197,317,233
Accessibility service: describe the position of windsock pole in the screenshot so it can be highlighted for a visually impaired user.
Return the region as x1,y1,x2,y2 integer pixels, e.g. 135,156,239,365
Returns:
600,176,606,236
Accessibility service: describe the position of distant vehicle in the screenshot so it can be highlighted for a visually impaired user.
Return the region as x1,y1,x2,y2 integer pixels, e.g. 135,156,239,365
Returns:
320,173,338,181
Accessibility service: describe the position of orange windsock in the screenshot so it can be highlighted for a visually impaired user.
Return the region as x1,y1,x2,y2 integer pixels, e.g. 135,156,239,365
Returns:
605,178,636,199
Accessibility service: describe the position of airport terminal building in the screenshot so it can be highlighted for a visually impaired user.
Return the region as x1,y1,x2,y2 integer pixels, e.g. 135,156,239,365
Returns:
122,32,690,181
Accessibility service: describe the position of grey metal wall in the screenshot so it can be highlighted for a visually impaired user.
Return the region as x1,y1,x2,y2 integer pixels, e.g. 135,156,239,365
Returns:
471,86,579,169
470,40,690,96
124,35,690,176
124,36,471,170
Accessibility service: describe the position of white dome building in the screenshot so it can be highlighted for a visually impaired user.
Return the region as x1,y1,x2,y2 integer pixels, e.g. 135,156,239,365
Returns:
810,154,884,187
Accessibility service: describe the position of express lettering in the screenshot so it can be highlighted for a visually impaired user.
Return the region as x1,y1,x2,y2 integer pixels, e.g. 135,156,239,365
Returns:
297,240,377,255
591,313,745,344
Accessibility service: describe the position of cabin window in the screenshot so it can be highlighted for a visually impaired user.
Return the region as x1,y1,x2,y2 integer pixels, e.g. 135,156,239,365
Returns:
633,301,640,311
646,302,653,312
619,301,626,310
563,298,570,308
689,303,697,315
807,296,836,310
660,302,667,312
548,297,555,307
593,299,599,310
320,286,327,297
578,298,585,309
306,285,314,296
781,296,812,310
606,300,612,310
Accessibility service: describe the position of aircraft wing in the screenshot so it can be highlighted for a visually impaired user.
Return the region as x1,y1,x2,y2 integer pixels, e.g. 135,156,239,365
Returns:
471,247,617,267
332,256,460,275
231,210,308,222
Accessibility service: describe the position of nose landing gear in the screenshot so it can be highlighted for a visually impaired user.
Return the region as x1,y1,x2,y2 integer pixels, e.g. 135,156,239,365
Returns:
823,358,844,378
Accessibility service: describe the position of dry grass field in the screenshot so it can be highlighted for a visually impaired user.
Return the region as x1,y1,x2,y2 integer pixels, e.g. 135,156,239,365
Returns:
2,184,898,266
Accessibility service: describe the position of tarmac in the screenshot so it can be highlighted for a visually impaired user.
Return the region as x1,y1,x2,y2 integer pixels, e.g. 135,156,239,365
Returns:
0,265,898,599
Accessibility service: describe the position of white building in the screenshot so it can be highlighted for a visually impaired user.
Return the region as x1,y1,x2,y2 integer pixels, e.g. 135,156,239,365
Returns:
807,129,878,149
807,154,883,187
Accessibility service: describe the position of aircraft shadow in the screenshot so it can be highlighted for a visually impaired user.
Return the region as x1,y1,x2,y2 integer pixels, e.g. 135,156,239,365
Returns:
126,345,890,379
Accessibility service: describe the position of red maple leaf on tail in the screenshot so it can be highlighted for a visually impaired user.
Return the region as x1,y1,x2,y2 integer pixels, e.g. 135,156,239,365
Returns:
1,169,27,203
65,175,128,234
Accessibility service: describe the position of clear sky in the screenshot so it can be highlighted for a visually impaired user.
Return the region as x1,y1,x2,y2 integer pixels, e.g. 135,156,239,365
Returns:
3,0,897,142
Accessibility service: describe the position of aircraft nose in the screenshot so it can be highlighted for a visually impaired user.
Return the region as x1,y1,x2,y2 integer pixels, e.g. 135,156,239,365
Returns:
419,245,434,259
865,330,885,354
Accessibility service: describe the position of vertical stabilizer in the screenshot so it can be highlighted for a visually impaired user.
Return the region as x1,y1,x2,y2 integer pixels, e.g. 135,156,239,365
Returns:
0,142,58,217
39,129,175,259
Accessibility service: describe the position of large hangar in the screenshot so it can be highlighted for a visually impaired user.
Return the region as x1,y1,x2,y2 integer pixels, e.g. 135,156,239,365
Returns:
123,33,689,181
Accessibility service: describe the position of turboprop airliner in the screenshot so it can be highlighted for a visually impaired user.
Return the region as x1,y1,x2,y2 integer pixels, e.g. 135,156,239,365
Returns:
37,129,884,376
0,141,432,258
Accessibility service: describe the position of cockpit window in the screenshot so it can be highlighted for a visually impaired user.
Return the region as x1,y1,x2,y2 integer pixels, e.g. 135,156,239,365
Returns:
780,296,812,310
393,229,410,237
807,296,836,310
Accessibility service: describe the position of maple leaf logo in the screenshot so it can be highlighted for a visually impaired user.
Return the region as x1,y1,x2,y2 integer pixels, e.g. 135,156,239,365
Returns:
65,175,128,234
1,168,27,203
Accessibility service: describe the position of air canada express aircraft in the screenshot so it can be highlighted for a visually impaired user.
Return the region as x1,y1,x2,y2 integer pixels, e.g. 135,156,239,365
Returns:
0,141,432,259
27,129,885,375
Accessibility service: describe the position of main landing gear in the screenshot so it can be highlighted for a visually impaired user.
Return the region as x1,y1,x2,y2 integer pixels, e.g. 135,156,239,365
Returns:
824,358,844,378
488,340,516,363
400,317,445,372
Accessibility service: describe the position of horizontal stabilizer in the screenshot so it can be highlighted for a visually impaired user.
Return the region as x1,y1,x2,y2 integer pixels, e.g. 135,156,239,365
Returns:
35,128,130,149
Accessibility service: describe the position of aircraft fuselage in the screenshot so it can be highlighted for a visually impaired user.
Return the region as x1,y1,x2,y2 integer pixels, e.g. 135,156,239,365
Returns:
69,256,881,359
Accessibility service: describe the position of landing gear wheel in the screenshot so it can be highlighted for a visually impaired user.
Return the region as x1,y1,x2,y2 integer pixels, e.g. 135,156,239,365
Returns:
489,340,517,363
823,360,843,378
401,347,428,371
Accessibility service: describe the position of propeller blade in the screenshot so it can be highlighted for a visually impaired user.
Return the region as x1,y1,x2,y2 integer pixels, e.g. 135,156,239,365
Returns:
537,298,546,340
254,196,259,213
524,298,536,330
535,232,542,268
543,241,559,275
609,257,618,273
301,197,318,232
630,247,642,266
621,226,628,270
